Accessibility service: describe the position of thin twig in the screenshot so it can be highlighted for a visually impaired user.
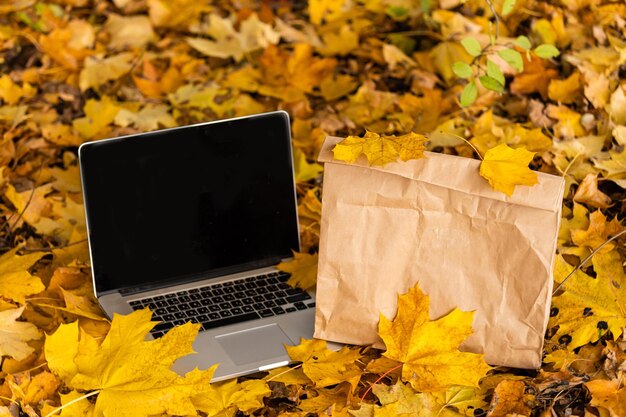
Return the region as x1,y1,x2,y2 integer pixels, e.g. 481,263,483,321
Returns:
0,238,88,253
438,132,484,160
264,363,303,382
360,363,403,401
552,229,626,295
484,0,501,40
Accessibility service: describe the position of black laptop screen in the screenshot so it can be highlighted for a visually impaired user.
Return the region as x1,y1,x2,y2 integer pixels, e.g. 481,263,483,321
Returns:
79,112,300,295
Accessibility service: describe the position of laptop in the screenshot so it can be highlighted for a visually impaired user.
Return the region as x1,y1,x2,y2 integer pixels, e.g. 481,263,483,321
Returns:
78,111,316,381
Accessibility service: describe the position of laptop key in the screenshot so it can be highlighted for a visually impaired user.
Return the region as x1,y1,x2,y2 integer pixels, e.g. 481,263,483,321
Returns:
189,288,199,293
212,296,224,303
131,305,143,311
156,300,168,307
286,288,303,296
173,319,185,326
201,312,260,330
245,282,257,289
212,289,224,295
245,290,257,297
146,303,157,310
234,284,246,291
307,302,316,308
178,303,191,310
234,292,246,299
198,307,209,314
185,310,198,317
151,331,163,338
294,302,307,311
286,307,296,312
153,295,164,300
209,305,220,312
223,287,235,294
153,322,173,332
223,281,234,287
165,293,177,299
256,279,267,287
174,312,187,319
208,313,220,320
200,299,212,306
167,299,179,306
166,306,178,313
231,307,243,315
129,300,142,306
223,294,235,301
256,287,268,294
234,279,245,284
264,300,276,308
275,298,287,306
278,283,290,289
272,307,285,315
242,305,254,312
266,278,278,284
242,298,254,305
253,296,265,302
253,303,265,310
267,285,278,292
275,290,286,298
179,295,191,302
231,300,243,307
176,291,188,296
219,302,232,309
155,308,167,315
197,314,209,322
259,309,274,318
190,301,201,308
190,293,202,301
286,293,312,303
220,311,232,318
264,293,276,300
164,314,175,321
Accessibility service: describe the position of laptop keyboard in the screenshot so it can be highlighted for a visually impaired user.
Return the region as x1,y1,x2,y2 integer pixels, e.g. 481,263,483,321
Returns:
128,271,315,338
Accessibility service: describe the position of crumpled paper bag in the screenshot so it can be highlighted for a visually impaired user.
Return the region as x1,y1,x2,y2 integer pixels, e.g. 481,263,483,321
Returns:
314,135,565,368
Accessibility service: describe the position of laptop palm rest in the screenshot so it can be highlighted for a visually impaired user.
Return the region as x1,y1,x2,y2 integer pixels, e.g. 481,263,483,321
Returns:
216,324,292,365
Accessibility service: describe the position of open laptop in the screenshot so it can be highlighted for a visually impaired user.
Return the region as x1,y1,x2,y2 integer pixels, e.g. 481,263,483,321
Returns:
78,111,316,381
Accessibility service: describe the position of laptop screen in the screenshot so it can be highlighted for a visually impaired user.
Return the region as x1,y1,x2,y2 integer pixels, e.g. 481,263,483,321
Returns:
79,112,300,295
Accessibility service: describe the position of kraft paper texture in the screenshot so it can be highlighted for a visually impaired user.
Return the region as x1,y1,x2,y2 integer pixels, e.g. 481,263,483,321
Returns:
314,135,565,369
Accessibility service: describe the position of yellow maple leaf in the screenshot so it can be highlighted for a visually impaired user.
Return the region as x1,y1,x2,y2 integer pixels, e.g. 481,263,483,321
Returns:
294,148,323,183
72,96,120,139
479,143,538,196
549,253,626,350
0,306,41,361
0,247,45,304
586,379,626,417
333,131,427,167
571,210,623,253
193,379,270,417
285,338,362,389
45,309,216,417
79,52,136,91
548,71,582,104
378,284,491,393
373,381,465,417
308,0,349,25
277,251,318,290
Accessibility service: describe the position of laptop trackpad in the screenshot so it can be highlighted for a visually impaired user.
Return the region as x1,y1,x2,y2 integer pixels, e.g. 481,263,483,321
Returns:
216,324,291,365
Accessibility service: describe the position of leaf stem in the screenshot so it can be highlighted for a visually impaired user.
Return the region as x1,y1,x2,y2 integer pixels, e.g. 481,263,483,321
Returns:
360,363,403,401
43,390,100,417
552,229,626,295
264,363,303,382
440,133,484,160
484,0,501,40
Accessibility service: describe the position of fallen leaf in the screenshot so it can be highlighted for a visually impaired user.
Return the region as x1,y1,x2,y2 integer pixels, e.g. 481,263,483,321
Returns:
571,210,623,253
486,380,532,417
549,252,626,350
548,71,582,104
333,131,427,166
372,381,465,416
277,251,318,290
294,148,323,183
0,247,45,304
586,379,626,417
79,53,136,91
0,307,40,361
104,14,155,50
378,283,491,392
45,309,216,417
285,338,362,389
193,379,270,417
573,173,611,209
479,144,539,196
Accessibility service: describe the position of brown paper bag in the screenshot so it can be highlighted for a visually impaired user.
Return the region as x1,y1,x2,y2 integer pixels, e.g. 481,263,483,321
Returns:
314,135,565,369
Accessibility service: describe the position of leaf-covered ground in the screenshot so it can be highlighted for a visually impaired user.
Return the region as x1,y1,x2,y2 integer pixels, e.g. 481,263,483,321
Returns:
1,0,626,416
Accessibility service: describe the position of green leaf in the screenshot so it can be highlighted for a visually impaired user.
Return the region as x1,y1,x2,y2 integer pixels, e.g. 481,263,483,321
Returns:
452,61,473,79
461,37,482,57
386,6,408,19
502,0,516,15
420,0,431,13
534,44,560,59
514,36,532,50
479,75,504,93
460,82,478,107
498,48,523,72
487,60,505,85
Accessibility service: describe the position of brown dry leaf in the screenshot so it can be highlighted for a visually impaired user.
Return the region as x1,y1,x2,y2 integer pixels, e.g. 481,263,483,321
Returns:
510,53,558,98
486,380,532,417
571,210,623,253
586,379,626,417
573,173,611,209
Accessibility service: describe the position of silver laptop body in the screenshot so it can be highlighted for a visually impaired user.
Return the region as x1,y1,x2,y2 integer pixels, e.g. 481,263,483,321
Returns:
79,111,316,381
